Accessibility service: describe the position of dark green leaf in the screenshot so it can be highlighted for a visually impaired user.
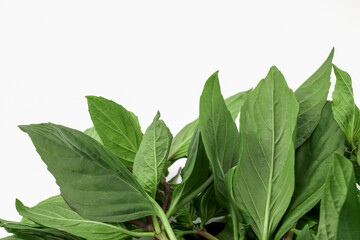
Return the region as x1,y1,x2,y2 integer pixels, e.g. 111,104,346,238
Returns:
275,102,345,239
199,71,240,209
233,66,299,240
133,112,172,198
167,126,211,217
197,185,224,227
173,202,197,228
86,96,143,168
295,225,315,240
19,123,155,222
15,196,155,240
331,65,360,148
295,49,334,148
317,153,360,239
167,89,249,163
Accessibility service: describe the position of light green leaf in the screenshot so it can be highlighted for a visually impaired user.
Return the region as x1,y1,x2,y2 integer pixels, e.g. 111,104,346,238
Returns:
167,89,249,163
199,71,240,209
15,196,155,240
86,96,143,168
84,126,103,144
317,153,360,240
19,123,155,222
331,65,360,148
225,89,251,120
167,119,198,162
275,102,345,240
167,126,211,217
233,66,299,240
295,49,334,148
133,112,172,198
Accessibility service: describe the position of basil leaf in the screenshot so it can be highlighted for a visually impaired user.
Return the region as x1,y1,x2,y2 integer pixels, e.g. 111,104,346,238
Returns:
15,196,154,240
133,112,172,198
84,126,103,144
197,185,224,227
87,96,143,168
0,234,51,240
167,119,198,162
167,126,211,217
19,123,155,222
233,66,299,240
331,65,360,148
295,49,334,148
317,153,360,239
296,225,315,240
168,89,249,163
275,102,345,239
199,71,240,209
0,218,82,240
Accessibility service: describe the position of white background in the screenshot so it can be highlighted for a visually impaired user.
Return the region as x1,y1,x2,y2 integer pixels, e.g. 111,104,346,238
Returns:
1,0,360,238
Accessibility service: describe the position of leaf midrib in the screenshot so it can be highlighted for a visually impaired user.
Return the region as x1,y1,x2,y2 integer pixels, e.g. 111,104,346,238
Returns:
263,73,275,240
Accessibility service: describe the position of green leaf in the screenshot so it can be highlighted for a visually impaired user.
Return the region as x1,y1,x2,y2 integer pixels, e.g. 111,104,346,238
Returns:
225,89,251,120
331,65,360,148
199,71,240,209
275,102,345,239
19,123,155,222
167,126,211,217
0,218,82,240
167,89,249,163
233,66,299,240
167,119,198,162
296,225,315,240
295,48,334,148
173,202,197,228
86,96,143,168
317,153,360,240
133,112,172,198
197,185,224,227
0,234,51,240
84,126,103,144
15,196,155,240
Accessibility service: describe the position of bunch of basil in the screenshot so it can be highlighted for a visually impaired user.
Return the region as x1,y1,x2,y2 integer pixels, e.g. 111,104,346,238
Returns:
1,49,359,240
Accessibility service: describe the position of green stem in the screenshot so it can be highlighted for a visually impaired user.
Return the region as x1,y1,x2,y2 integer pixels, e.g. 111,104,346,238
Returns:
148,197,177,240
115,227,155,238
231,206,239,240
166,175,214,218
156,231,169,240
195,228,219,240
152,215,161,234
